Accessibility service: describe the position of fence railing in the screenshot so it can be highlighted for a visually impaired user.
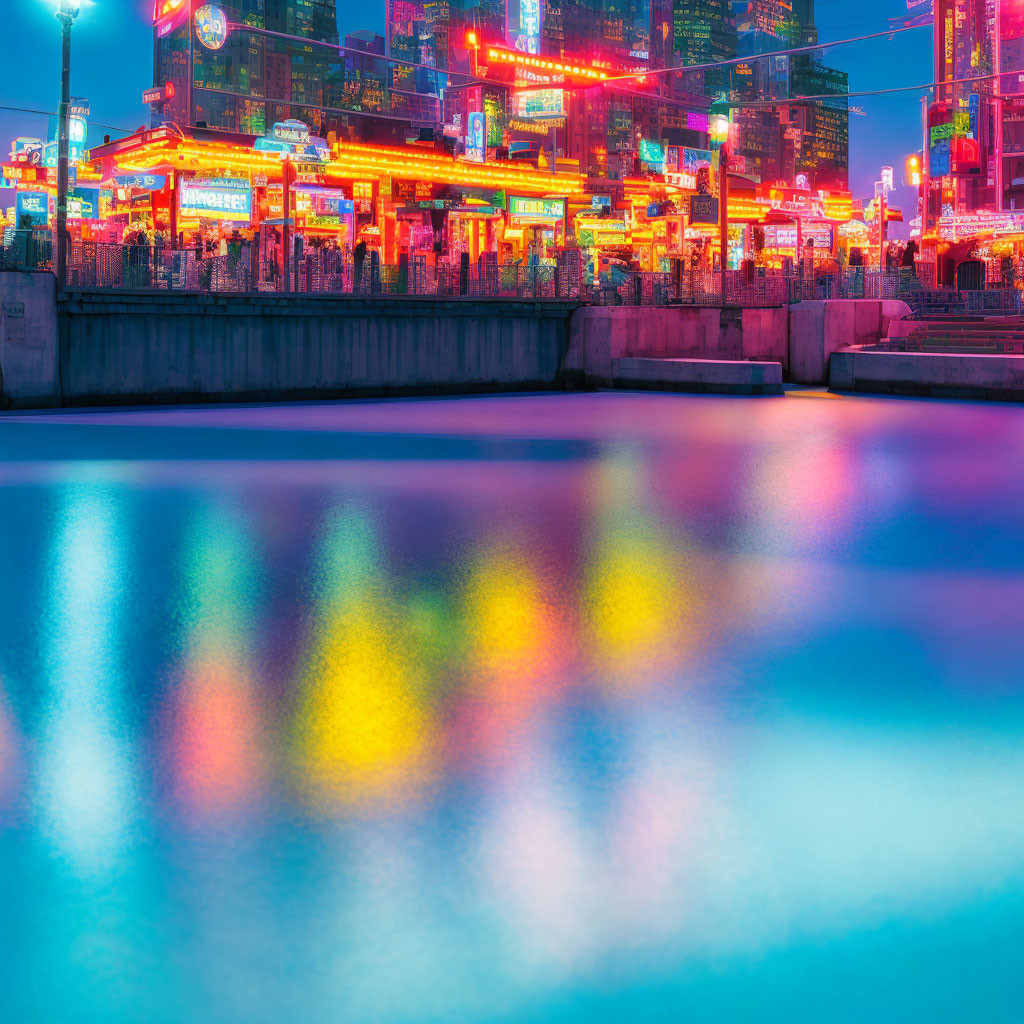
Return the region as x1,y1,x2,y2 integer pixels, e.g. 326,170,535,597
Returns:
2,236,1018,311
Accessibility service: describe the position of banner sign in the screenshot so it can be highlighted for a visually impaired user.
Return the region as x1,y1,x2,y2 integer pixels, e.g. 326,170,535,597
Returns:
466,111,486,163
115,173,166,191
639,139,665,169
690,194,719,225
68,187,101,220
512,88,564,118
509,196,565,220
179,177,251,221
16,191,50,226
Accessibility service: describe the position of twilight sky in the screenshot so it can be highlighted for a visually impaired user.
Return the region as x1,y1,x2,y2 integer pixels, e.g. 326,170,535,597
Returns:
1,0,932,220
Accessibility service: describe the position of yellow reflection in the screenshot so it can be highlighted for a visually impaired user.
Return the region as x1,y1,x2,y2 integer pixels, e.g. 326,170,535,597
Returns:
291,505,435,811
584,451,698,685
463,544,569,697
167,505,265,820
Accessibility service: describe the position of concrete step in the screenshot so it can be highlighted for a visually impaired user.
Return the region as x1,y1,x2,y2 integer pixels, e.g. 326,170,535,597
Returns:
830,349,1024,401
612,357,783,396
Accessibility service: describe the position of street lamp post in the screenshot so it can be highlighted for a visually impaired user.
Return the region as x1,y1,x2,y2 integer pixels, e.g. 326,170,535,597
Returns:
54,0,81,292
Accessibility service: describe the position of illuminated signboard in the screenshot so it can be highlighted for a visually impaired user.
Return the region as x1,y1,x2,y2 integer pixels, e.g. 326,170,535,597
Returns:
639,139,665,168
512,89,564,119
575,218,627,246
194,5,228,50
255,121,329,161
68,187,101,220
153,0,189,37
115,173,167,191
45,113,87,167
143,83,176,105
10,138,44,165
520,0,542,54
179,177,251,221
508,118,559,136
682,148,718,194
16,192,49,226
486,48,609,82
466,112,486,163
509,196,565,220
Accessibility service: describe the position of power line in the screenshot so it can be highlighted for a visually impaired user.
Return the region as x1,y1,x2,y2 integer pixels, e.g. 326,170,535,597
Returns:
603,23,928,82
732,66,1024,108
0,103,135,135
227,22,487,83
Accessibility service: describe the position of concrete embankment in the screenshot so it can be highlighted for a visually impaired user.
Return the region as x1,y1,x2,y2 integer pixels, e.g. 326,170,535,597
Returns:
830,349,1024,401
564,304,790,386
3,272,1020,406
55,289,577,407
0,272,58,407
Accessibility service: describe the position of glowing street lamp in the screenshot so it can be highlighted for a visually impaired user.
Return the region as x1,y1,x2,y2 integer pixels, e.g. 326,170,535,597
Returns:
51,0,82,291
709,99,731,304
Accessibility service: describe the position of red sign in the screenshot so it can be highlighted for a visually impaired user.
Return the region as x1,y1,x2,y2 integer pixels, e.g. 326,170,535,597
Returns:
142,82,175,105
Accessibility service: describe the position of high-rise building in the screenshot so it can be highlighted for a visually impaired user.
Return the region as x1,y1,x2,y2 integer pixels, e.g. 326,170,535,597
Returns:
727,0,847,189
927,0,996,221
152,0,341,134
672,0,736,94
788,55,848,190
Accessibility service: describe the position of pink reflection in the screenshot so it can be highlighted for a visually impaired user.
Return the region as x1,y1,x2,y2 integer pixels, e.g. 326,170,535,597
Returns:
0,680,20,815
450,542,576,770
166,659,265,821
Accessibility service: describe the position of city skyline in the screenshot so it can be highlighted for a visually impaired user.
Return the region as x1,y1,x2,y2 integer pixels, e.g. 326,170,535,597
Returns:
1,0,930,217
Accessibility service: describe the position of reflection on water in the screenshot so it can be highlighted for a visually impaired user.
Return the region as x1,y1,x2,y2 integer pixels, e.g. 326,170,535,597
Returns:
36,484,137,879
164,502,266,823
1,394,1024,1022
292,504,436,812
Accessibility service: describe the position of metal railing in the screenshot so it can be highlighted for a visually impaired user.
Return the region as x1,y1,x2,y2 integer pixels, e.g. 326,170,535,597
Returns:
4,236,1019,312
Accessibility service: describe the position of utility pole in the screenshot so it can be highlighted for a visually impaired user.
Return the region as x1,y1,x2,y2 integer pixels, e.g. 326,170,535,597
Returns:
54,1,80,292
282,157,293,293
920,93,930,243
719,146,729,305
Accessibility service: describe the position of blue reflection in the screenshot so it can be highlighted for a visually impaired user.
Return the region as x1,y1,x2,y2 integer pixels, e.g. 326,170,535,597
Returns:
0,393,1021,1022
35,480,137,878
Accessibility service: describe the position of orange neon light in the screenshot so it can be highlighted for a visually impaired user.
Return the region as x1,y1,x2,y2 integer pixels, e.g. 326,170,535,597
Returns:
486,47,608,80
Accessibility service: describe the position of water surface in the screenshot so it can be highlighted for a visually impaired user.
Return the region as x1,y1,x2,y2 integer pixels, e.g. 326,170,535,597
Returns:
1,392,1023,1022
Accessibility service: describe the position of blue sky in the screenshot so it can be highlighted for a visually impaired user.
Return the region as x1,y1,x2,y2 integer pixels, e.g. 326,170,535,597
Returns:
1,0,932,215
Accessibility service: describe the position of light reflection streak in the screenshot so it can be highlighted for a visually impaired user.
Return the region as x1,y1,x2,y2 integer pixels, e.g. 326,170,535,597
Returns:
583,451,697,686
454,542,574,766
0,678,19,815
36,484,136,877
164,503,266,822
291,504,436,812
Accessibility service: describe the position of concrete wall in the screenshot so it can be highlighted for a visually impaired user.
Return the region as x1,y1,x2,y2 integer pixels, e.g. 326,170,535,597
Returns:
830,349,1024,401
0,271,59,408
565,305,790,386
789,299,912,385
57,291,578,405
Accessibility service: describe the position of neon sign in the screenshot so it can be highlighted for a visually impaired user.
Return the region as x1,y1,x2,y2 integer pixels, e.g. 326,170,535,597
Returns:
508,118,557,136
509,196,565,220
153,0,189,37
520,0,541,55
486,48,608,82
466,112,486,163
194,5,228,50
179,177,251,221
512,89,564,118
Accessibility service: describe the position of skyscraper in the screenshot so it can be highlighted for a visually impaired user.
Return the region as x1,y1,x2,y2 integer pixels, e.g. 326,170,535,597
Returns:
152,0,340,134
672,0,736,94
